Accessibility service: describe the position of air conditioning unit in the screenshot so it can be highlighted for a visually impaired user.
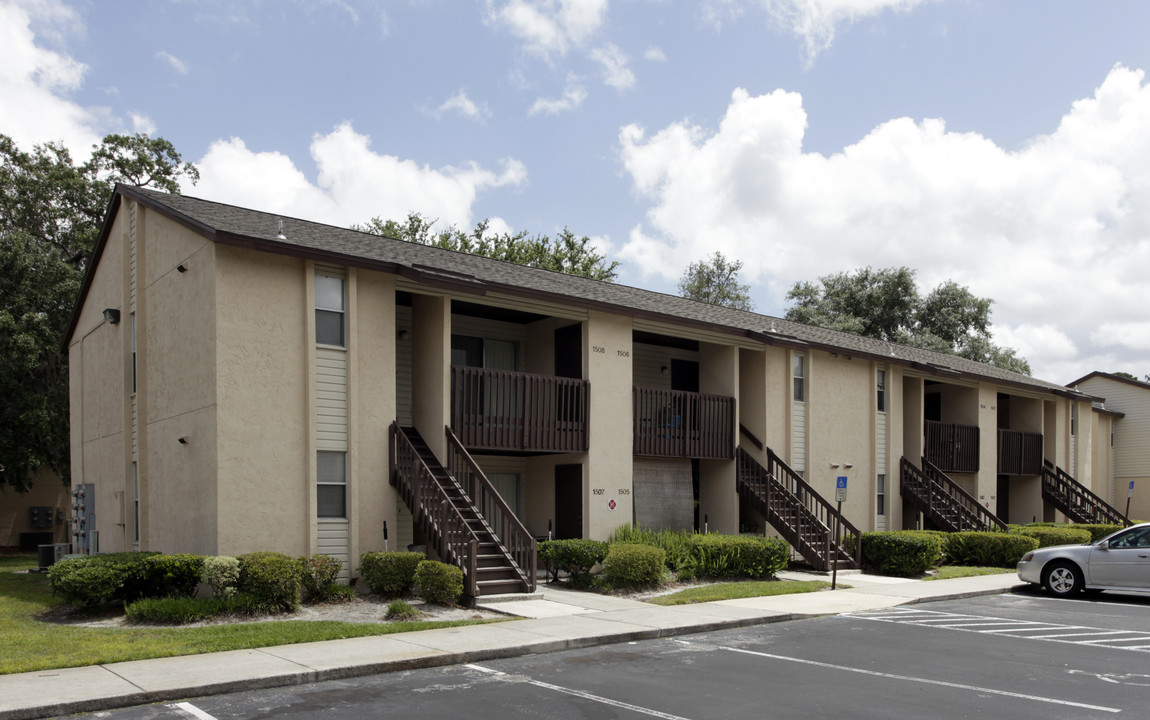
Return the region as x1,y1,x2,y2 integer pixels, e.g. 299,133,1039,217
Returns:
37,543,70,571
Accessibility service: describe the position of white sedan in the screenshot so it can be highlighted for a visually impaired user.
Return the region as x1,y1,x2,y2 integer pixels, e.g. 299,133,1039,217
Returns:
1017,522,1150,597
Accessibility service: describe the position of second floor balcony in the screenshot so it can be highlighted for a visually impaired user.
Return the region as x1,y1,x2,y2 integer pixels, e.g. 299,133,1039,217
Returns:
924,420,980,474
452,366,589,454
633,386,735,460
997,428,1043,476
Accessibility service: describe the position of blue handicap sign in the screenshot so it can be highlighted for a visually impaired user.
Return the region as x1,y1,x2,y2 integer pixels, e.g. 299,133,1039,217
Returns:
836,476,848,489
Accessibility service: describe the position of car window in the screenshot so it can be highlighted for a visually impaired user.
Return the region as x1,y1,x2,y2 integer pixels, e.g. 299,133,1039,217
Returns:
1110,528,1150,549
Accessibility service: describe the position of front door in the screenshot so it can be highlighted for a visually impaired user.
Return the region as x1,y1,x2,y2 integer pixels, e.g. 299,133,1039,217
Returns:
555,464,583,539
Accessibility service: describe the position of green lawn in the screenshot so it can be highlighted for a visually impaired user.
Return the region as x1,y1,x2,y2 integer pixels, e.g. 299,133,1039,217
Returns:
925,566,1014,581
0,555,493,675
646,579,832,606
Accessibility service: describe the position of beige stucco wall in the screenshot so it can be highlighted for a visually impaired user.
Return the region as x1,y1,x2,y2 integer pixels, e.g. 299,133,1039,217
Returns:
975,383,998,510
412,294,450,461
738,348,767,462
698,342,738,533
0,471,70,547
763,346,789,455
585,310,633,540
214,245,308,556
525,453,585,538
884,365,905,528
804,350,874,530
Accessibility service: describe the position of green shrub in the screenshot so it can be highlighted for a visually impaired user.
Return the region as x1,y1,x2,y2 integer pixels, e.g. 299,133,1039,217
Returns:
202,556,240,597
861,532,945,576
602,544,666,589
359,551,424,595
1075,524,1124,542
48,552,162,607
144,554,205,598
125,596,229,624
1013,526,1091,548
681,534,789,580
609,525,696,571
945,532,1039,567
237,552,301,612
414,560,463,605
538,539,609,582
386,599,421,620
298,554,344,602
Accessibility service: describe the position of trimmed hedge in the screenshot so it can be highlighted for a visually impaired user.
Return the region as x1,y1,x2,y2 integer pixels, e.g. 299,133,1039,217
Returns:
48,552,164,607
945,532,1038,568
679,534,789,580
1013,526,1091,548
609,525,695,571
360,551,424,595
538,539,609,582
1074,524,1125,543
861,531,945,576
414,560,463,605
237,552,302,612
144,554,204,598
602,544,665,589
298,554,345,603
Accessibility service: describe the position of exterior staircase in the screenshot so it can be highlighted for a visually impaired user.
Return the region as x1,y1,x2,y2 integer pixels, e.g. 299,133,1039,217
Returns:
1041,460,1129,526
391,424,536,596
736,446,861,571
899,457,1007,533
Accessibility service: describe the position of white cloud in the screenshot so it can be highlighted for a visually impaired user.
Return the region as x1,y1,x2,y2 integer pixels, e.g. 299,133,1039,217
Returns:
130,112,157,135
436,90,490,121
644,45,667,62
155,50,189,75
529,73,587,116
0,0,102,156
590,43,634,91
191,122,528,232
706,0,931,65
618,66,1150,381
487,0,609,58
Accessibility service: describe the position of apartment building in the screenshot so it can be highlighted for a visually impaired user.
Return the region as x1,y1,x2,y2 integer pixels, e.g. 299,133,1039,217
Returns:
63,186,1122,594
1068,372,1149,522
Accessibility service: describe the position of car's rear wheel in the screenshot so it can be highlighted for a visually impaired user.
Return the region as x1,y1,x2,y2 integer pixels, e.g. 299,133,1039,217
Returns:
1043,561,1083,597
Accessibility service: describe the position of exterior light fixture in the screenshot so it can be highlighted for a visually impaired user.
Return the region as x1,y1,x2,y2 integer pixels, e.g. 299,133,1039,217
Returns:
103,308,121,324
660,366,669,375
830,462,841,469
177,436,189,445
177,263,189,273
275,219,287,240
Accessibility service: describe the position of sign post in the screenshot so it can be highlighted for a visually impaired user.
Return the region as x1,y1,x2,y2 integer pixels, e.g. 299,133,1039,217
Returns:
832,476,847,590
1126,481,1135,523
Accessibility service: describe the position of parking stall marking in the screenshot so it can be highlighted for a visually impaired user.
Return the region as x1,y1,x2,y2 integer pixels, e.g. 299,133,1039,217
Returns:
849,608,1150,652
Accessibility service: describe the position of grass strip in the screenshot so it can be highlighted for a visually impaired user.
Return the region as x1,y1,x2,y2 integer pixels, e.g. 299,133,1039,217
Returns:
924,566,1014,581
646,579,831,606
0,555,496,675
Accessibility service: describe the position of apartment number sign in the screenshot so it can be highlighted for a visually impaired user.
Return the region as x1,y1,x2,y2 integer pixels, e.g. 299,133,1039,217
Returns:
591,345,630,358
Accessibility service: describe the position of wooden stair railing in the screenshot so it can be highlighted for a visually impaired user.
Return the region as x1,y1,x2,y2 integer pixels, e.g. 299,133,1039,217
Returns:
1041,460,1130,526
900,457,1007,533
736,447,861,571
446,426,536,593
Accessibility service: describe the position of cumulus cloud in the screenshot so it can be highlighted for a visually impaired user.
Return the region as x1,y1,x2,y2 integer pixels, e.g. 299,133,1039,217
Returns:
0,0,102,156
130,112,157,135
706,0,931,64
436,90,490,121
529,73,587,115
155,50,189,75
590,43,634,91
191,122,528,231
487,0,609,58
644,45,667,62
618,66,1150,380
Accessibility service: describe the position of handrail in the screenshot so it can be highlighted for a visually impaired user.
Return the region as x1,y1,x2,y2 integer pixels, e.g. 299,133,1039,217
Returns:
452,366,589,453
739,423,764,451
445,425,537,591
900,457,1006,532
765,447,863,567
390,424,480,596
633,386,735,459
1041,460,1129,526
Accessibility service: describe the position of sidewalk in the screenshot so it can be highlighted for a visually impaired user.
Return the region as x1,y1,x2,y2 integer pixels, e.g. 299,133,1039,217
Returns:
0,573,1021,720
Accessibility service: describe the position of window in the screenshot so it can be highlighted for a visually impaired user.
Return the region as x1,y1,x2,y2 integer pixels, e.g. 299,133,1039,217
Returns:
315,273,345,346
876,369,887,412
317,451,347,518
1070,404,1077,436
132,462,139,543
130,311,137,393
793,354,806,402
876,474,886,516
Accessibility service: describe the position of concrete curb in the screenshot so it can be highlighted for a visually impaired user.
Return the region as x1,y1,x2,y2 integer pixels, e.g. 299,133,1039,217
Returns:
0,581,1016,720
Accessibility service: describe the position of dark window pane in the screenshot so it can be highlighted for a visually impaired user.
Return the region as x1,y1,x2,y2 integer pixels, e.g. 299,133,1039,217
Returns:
316,309,344,346
317,485,346,518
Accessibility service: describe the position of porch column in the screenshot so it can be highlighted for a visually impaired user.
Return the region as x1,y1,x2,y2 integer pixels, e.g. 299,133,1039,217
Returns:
699,342,738,534
585,311,632,540
412,294,450,461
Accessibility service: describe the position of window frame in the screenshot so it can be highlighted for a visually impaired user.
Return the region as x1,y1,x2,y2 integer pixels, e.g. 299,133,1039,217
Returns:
316,450,348,519
876,473,886,516
876,369,887,412
315,272,346,347
793,354,806,403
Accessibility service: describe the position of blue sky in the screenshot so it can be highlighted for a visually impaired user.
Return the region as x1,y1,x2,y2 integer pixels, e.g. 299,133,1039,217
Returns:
5,0,1150,385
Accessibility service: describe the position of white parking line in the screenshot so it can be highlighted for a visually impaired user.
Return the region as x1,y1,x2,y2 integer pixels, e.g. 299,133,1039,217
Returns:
464,664,693,720
169,702,219,720
720,647,1121,714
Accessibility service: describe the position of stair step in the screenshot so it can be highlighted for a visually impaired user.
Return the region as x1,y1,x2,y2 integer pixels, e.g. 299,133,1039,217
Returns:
476,579,527,595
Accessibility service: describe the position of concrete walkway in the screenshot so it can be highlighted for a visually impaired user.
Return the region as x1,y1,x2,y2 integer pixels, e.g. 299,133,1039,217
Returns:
0,572,1022,720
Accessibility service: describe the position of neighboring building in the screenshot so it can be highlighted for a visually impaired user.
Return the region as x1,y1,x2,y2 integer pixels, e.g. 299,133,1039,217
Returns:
0,471,70,550
63,186,1120,593
1069,372,1150,521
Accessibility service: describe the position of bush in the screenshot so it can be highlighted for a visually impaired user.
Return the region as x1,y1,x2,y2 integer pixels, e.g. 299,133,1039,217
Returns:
48,552,162,607
681,535,789,580
945,532,1038,568
861,532,945,576
538,539,609,582
237,552,301,612
298,554,344,602
386,599,421,620
360,551,424,595
1013,526,1091,548
125,596,229,624
609,525,696,571
414,560,463,605
602,544,666,589
1074,524,1125,543
203,556,240,597
144,554,205,598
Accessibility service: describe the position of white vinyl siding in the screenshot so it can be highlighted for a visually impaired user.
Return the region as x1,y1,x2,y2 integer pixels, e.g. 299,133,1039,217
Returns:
876,366,888,531
1077,378,1150,477
316,348,348,448
314,266,349,575
632,342,699,388
791,399,807,473
317,519,350,582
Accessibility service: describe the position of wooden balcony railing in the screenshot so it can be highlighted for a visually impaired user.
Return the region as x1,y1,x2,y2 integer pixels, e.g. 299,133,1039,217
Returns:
997,429,1043,476
924,420,980,473
633,386,735,460
451,366,589,453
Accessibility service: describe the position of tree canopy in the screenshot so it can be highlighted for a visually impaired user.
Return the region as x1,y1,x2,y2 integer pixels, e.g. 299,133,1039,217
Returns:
785,266,1031,375
354,212,619,282
0,133,197,491
677,252,755,311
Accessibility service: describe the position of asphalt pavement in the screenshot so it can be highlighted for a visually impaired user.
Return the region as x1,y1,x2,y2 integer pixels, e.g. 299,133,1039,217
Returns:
0,570,1023,720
